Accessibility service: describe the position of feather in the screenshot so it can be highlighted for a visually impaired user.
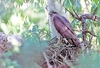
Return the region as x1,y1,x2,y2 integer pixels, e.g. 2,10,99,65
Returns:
50,11,83,48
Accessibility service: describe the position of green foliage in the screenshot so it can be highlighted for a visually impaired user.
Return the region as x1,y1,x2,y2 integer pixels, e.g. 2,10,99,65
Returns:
76,51,100,68
65,0,81,13
0,51,21,68
97,4,100,16
65,0,72,10
0,0,49,68
91,4,97,13
75,0,81,12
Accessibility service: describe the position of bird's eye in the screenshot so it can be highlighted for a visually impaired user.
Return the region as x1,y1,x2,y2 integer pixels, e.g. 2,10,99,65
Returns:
49,12,52,16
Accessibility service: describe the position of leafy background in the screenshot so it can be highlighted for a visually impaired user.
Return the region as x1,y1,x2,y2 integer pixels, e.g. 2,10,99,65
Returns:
0,0,100,68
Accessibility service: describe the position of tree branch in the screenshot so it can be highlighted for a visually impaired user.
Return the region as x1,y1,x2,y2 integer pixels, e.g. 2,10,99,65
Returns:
43,52,53,68
72,6,79,18
83,30,97,37
65,7,79,19
64,5,100,46
64,5,100,22
81,16,87,45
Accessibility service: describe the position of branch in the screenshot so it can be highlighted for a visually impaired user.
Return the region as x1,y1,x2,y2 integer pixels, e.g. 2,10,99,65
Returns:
83,30,97,37
72,6,79,18
88,35,93,48
43,52,53,68
82,14,100,22
64,6,99,45
64,5,100,22
81,16,87,45
65,7,80,19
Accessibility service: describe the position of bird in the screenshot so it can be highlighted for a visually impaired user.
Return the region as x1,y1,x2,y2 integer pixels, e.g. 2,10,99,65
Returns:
49,11,84,48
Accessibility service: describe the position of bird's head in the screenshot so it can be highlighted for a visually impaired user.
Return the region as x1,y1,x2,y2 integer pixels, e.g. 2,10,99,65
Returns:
49,11,57,16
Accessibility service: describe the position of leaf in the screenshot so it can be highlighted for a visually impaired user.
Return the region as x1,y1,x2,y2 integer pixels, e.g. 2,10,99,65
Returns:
0,23,9,34
74,0,81,13
94,0,99,4
97,4,100,16
65,0,72,10
97,32,100,44
0,3,6,18
75,0,81,9
71,19,80,28
16,0,23,5
77,33,82,38
32,25,39,34
91,4,98,13
5,52,13,57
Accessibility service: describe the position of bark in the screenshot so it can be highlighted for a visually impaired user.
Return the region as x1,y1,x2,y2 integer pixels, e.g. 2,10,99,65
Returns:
46,0,60,39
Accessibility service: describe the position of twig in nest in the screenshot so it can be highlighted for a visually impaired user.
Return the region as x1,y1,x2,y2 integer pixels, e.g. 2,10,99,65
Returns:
49,36,58,45
43,52,53,68
59,54,72,67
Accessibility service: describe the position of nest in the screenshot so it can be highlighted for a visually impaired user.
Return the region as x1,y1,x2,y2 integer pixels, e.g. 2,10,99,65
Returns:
41,37,82,68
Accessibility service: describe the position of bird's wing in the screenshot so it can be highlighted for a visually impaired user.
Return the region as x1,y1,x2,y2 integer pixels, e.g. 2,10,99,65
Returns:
56,14,74,33
52,14,82,48
53,14,74,38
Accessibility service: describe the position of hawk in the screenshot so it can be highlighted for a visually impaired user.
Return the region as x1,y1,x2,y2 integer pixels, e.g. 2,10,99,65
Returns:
49,11,83,48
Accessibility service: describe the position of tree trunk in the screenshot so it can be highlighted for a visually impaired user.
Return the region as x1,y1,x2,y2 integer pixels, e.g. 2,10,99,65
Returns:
46,0,70,39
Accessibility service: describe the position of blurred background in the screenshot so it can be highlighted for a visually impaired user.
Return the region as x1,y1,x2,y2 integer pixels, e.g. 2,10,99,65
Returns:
0,0,49,68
